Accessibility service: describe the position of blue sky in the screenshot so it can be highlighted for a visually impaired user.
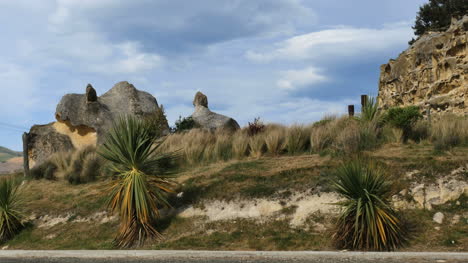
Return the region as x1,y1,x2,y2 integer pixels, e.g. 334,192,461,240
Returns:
0,0,426,151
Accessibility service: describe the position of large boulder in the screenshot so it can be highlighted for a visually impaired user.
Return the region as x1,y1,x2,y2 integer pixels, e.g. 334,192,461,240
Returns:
378,15,467,116
191,92,240,131
27,123,74,167
27,81,167,167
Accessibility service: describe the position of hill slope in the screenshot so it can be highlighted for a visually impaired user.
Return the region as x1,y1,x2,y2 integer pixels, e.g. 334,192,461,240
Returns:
0,146,21,162
3,144,467,251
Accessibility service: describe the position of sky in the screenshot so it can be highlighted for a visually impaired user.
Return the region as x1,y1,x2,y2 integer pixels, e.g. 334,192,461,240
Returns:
0,0,427,151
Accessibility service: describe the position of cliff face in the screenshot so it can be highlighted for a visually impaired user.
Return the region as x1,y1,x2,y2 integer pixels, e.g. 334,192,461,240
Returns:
378,16,467,116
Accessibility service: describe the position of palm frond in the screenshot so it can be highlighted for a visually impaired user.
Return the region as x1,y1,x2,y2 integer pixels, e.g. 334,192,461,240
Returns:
332,161,407,251
98,115,177,248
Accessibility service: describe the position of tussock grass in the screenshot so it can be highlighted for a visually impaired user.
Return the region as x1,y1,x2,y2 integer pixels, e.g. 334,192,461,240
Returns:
232,131,250,159
49,146,102,184
430,115,468,151
249,134,266,158
285,125,311,155
264,125,286,155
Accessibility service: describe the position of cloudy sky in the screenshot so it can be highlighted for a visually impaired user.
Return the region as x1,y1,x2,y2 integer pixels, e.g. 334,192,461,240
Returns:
0,0,426,151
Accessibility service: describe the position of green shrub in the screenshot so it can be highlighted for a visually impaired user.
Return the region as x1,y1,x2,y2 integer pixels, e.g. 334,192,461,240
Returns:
383,106,422,141
0,177,24,243
173,116,197,133
246,117,266,137
332,161,407,251
145,105,170,138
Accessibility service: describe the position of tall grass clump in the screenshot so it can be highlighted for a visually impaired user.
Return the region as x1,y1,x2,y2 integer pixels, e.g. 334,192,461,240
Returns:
51,146,102,184
249,134,266,158
264,125,286,155
98,116,177,248
183,129,215,165
0,177,24,243
29,160,57,180
213,132,233,161
232,131,250,159
332,161,407,251
430,115,468,151
310,120,336,153
285,125,310,155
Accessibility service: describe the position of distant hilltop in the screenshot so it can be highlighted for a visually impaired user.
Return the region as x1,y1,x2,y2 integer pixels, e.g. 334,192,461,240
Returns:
0,146,21,163
378,15,467,116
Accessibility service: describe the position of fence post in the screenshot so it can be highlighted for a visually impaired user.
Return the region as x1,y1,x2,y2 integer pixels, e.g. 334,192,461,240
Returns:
361,94,368,108
426,108,431,123
348,105,355,117
22,132,30,178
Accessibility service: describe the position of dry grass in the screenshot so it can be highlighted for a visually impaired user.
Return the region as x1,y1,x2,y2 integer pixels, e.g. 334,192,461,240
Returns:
264,124,286,155
285,125,311,155
430,115,468,151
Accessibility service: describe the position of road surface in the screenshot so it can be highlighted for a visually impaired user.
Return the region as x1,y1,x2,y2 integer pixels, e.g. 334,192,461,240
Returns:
0,250,467,263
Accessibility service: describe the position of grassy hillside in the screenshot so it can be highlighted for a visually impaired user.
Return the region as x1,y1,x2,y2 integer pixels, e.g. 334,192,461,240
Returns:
0,146,21,162
3,144,467,251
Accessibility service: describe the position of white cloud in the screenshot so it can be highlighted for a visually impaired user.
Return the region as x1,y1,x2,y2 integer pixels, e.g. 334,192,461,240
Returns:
277,67,327,90
246,23,413,62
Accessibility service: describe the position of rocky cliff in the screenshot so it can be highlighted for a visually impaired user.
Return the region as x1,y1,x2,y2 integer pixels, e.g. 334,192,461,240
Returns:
378,16,467,116
27,81,166,167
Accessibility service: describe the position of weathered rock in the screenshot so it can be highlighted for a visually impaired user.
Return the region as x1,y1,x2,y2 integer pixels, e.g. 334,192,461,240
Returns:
27,123,74,167
85,84,97,103
193,91,208,108
378,15,468,116
391,165,468,210
191,92,240,131
433,212,444,224
27,81,167,166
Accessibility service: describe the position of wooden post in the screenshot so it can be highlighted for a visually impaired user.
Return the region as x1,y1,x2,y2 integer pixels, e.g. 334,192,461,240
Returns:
22,132,30,178
348,105,355,117
361,94,368,108
426,108,431,123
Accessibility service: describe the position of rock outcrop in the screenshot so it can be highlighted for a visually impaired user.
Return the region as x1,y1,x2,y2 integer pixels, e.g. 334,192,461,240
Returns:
191,92,240,131
27,81,166,167
378,15,467,116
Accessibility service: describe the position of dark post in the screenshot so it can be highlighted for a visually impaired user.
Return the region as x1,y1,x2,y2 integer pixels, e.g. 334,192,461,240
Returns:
361,94,368,108
348,105,355,117
426,108,431,123
22,132,30,178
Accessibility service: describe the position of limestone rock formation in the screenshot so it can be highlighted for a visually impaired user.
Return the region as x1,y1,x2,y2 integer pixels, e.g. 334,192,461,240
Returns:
378,15,468,116
27,81,167,167
191,92,240,131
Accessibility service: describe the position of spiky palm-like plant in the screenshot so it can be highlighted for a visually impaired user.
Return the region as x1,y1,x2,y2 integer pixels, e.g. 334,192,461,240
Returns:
0,177,24,243
360,96,380,122
332,161,407,251
98,116,176,248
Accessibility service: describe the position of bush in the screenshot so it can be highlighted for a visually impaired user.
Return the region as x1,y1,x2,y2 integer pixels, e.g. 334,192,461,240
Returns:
382,106,422,141
0,177,24,243
332,161,407,251
144,105,170,138
173,116,197,133
246,117,266,137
